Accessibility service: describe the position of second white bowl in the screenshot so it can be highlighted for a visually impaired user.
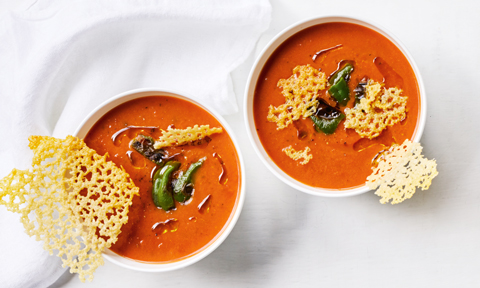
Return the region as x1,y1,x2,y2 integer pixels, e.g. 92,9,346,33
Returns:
244,15,426,197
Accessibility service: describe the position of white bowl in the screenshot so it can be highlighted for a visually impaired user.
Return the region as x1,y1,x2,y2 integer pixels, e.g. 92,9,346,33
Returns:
244,15,426,197
74,88,245,272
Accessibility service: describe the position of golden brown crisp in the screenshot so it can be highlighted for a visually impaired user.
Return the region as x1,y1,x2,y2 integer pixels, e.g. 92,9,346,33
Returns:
344,80,407,139
268,65,327,130
367,139,438,204
0,136,138,282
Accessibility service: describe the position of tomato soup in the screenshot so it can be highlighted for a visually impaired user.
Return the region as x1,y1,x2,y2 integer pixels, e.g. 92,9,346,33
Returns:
253,22,420,189
84,96,241,262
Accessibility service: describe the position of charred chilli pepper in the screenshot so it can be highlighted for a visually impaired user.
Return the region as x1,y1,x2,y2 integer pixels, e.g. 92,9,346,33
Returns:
353,77,369,106
328,63,353,106
152,161,180,211
130,134,165,166
310,100,345,135
173,157,206,203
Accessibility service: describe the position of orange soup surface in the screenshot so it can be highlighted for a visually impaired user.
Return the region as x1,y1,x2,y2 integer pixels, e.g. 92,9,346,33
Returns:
84,96,241,262
254,22,420,189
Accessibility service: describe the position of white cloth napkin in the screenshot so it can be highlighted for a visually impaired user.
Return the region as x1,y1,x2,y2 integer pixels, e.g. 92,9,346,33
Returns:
0,0,271,286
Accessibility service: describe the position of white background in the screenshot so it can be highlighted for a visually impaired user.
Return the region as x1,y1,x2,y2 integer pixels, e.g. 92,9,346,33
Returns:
1,0,480,287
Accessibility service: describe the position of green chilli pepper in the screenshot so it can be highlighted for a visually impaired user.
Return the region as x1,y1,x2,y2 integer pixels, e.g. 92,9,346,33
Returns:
152,161,180,211
173,157,206,203
328,63,354,106
310,113,346,135
328,78,350,106
328,63,354,86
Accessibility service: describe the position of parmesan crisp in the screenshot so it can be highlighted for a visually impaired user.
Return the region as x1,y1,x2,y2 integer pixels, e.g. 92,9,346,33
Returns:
344,80,407,139
283,146,313,165
153,125,222,149
0,136,139,282
268,65,327,129
367,139,438,204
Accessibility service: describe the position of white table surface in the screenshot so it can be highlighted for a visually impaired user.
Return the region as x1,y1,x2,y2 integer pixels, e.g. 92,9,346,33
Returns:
1,0,479,287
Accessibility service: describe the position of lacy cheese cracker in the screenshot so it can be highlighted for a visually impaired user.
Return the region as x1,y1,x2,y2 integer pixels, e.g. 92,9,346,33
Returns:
153,125,222,149
0,136,139,282
344,80,407,139
283,146,313,165
367,139,438,204
268,65,327,129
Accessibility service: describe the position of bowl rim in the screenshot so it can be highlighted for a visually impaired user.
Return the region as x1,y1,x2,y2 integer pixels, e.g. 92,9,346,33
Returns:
74,87,246,272
243,14,427,197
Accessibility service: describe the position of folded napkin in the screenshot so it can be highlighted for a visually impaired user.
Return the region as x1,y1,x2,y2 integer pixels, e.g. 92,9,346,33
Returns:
0,0,271,286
